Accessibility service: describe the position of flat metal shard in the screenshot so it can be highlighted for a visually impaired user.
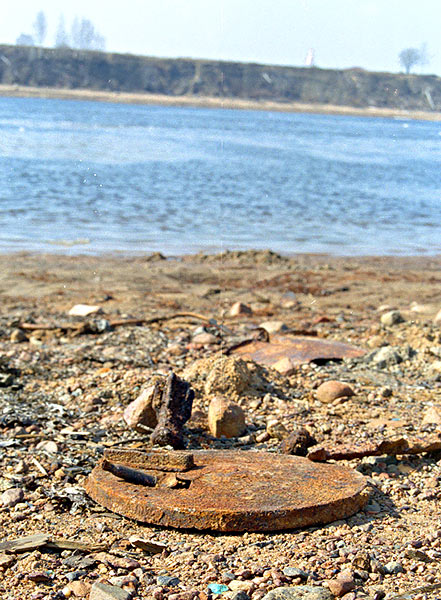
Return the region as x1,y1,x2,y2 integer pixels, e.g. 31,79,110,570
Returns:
85,449,369,532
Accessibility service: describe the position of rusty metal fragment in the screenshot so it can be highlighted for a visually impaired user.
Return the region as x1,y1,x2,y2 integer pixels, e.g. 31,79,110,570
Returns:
307,433,441,462
85,449,369,532
230,335,365,369
150,372,194,449
105,448,194,472
280,428,317,456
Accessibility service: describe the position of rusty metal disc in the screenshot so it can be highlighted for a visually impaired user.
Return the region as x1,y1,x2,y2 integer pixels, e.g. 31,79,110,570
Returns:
85,450,368,532
231,335,365,368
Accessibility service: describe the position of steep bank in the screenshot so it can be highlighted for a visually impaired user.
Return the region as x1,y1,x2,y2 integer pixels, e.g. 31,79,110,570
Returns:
1,44,441,112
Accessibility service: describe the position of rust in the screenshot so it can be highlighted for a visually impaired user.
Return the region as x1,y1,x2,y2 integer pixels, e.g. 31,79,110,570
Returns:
104,448,194,472
85,449,369,532
231,335,365,368
307,433,441,462
101,459,157,487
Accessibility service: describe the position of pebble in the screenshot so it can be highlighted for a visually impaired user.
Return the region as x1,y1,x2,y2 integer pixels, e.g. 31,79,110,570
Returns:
68,304,102,316
230,302,253,316
259,321,289,334
383,561,404,574
207,583,229,594
192,332,219,345
1,487,24,507
231,593,250,600
36,440,58,454
371,346,402,367
316,381,354,403
262,586,332,600
266,419,289,440
282,568,309,580
380,310,404,326
89,582,132,600
280,429,317,457
64,580,91,597
157,575,180,587
422,406,441,425
0,553,15,568
327,571,355,597
123,384,158,430
208,397,246,438
10,328,28,343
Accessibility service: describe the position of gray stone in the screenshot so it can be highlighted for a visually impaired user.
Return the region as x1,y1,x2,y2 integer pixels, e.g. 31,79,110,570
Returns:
231,593,251,600
262,586,332,600
282,567,309,580
89,582,132,600
157,575,180,587
383,561,404,574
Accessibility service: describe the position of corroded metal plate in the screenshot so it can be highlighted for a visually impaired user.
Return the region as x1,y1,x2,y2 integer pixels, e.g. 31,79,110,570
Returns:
85,450,369,532
231,335,365,367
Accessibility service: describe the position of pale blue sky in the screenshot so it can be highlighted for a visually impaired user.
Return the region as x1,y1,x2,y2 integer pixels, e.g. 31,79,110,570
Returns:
2,0,440,75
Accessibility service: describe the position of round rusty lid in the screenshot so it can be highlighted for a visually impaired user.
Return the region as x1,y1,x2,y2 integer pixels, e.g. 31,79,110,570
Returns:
85,449,369,532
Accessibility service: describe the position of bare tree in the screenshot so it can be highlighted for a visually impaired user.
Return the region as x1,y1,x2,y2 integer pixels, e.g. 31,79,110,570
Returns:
55,15,70,48
33,11,47,46
399,45,430,74
70,17,106,51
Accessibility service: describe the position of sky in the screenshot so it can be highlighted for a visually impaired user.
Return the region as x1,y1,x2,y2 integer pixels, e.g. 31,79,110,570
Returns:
1,0,441,76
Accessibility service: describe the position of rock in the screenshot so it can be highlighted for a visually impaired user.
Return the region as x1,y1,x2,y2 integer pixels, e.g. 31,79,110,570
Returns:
65,581,91,597
89,582,132,600
430,361,441,373
327,571,355,597
10,328,28,343
259,321,289,335
184,355,254,397
192,332,219,345
262,586,332,600
410,302,436,315
316,381,354,403
208,397,246,438
280,429,317,457
434,308,441,324
422,406,441,425
123,383,161,431
1,487,24,507
207,583,229,594
371,346,403,367
272,357,297,376
68,304,102,317
282,568,309,580
157,575,180,587
383,561,404,574
229,581,254,592
231,593,251,600
0,553,15,568
380,310,404,326
36,440,58,454
230,302,253,317
266,419,288,440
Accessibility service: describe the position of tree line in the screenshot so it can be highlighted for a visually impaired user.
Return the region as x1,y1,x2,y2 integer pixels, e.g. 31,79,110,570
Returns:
16,11,105,51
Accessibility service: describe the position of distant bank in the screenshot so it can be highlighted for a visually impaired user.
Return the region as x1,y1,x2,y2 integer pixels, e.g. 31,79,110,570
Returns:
1,44,441,119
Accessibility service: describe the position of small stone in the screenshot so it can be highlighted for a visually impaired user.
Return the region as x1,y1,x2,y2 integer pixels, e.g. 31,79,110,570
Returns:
434,308,441,324
280,429,317,457
430,361,441,373
0,553,15,568
262,586,332,600
65,581,91,598
266,419,288,440
371,346,402,366
229,580,254,592
208,397,246,438
231,593,250,600
68,304,102,316
422,406,441,425
207,583,229,595
10,328,28,343
27,570,53,582
123,383,159,431
327,572,355,597
316,381,354,403
272,357,297,376
230,302,252,317
282,568,309,580
259,321,289,335
380,310,404,326
383,561,404,574
192,333,219,345
36,440,58,454
1,487,24,507
89,582,132,600
157,575,180,587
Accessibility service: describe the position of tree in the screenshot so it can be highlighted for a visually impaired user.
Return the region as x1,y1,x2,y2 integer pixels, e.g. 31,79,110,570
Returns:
55,14,70,48
33,11,47,46
399,45,430,74
16,33,35,46
71,17,106,51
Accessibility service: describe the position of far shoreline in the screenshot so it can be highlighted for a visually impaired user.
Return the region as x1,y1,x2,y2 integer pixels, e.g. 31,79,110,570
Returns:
1,84,441,121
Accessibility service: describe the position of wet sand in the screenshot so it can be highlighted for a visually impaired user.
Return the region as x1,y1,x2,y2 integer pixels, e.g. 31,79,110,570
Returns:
1,83,441,121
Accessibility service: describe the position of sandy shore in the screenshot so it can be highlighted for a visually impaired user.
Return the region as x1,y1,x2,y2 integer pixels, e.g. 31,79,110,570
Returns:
1,250,441,599
1,83,441,121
